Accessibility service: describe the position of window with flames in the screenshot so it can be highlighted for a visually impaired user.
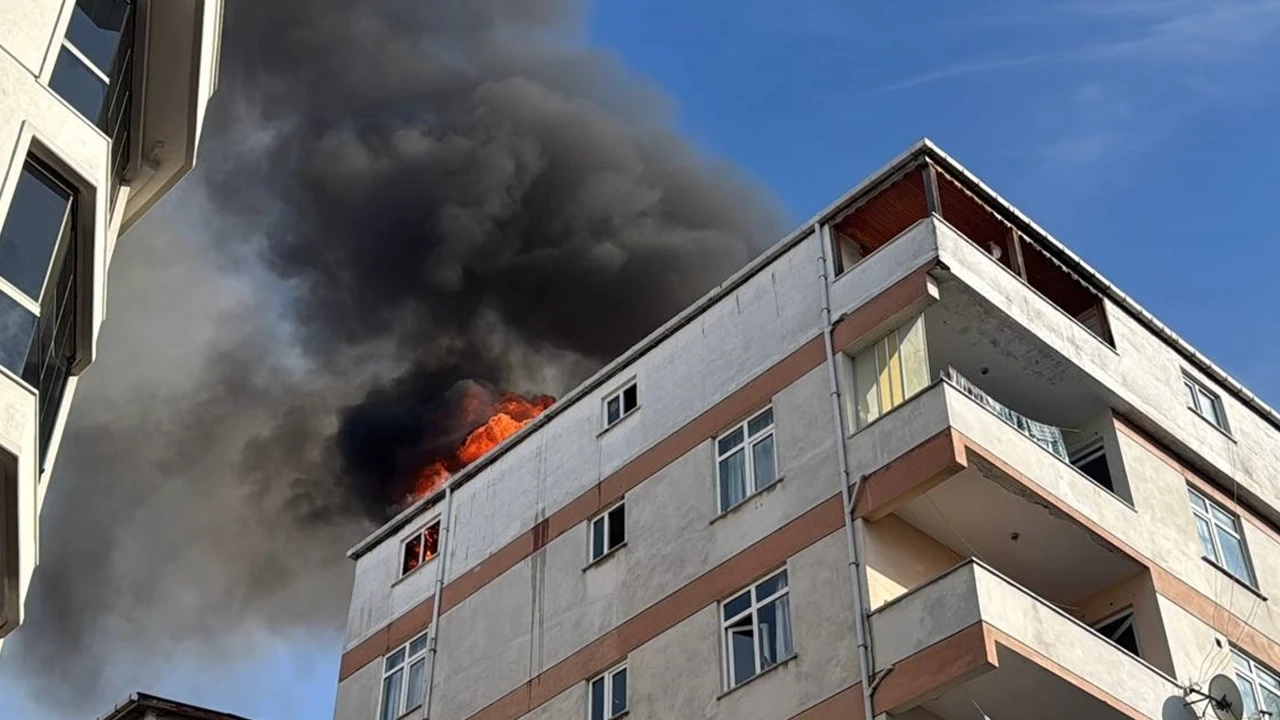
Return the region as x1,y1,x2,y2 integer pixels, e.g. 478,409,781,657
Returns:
401,521,441,577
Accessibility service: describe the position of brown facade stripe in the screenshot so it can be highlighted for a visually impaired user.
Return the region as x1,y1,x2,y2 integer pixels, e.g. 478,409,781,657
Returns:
873,621,995,715
855,428,964,521
338,264,938,681
468,495,848,720
1113,414,1280,547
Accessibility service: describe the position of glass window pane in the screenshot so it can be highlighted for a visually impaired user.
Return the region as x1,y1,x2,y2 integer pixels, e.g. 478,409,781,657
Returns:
1187,489,1208,512
730,628,756,686
1216,529,1253,584
380,669,404,720
757,595,794,668
66,3,128,73
610,668,627,716
747,408,773,437
385,647,406,671
854,349,880,428
405,658,426,710
718,450,747,511
752,435,777,490
51,48,108,124
755,571,788,600
1238,674,1261,720
607,505,625,549
622,384,637,412
899,316,929,398
590,676,605,720
0,164,72,301
717,427,744,456
606,397,620,425
1209,504,1237,532
1184,380,1199,411
723,590,751,622
402,535,422,575
591,516,606,560
1194,516,1217,562
0,293,37,377
1262,687,1280,718
423,523,440,559
875,337,894,413
409,634,429,657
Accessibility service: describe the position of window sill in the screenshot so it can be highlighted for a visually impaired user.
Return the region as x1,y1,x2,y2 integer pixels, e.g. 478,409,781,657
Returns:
1188,409,1237,444
584,542,627,571
710,477,786,525
392,557,438,589
1202,556,1266,601
395,702,424,720
598,406,641,438
716,654,798,700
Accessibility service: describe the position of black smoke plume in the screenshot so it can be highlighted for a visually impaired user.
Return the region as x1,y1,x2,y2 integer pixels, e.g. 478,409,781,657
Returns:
0,0,784,712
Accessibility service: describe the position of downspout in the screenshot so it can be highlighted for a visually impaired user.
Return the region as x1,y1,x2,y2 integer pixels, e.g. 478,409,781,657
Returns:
816,224,877,720
423,484,453,719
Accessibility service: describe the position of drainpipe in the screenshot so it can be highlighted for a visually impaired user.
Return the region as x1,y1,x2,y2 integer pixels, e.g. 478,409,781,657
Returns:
816,224,877,720
423,484,453,719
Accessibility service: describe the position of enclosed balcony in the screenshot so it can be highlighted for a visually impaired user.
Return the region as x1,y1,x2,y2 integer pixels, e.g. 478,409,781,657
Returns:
867,560,1188,719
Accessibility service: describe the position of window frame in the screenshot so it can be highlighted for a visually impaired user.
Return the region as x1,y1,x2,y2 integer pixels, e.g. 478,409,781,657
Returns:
1090,607,1140,657
602,380,638,430
587,663,628,720
50,0,135,130
400,519,441,578
1233,648,1280,720
720,568,795,691
715,405,778,513
848,315,929,431
1183,372,1230,434
589,500,626,563
379,631,430,720
1188,486,1256,588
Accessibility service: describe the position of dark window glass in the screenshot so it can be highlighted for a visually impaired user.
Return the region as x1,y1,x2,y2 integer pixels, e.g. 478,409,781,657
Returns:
589,676,605,720
50,46,108,124
1071,443,1113,492
0,293,37,376
610,668,627,716
23,227,78,470
622,384,637,412
607,504,625,549
66,4,127,73
0,163,72,300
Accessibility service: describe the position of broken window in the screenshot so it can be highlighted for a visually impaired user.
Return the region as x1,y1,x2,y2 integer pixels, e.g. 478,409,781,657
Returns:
588,664,627,720
849,316,929,430
380,632,429,720
400,520,441,577
1092,608,1139,657
722,569,794,689
589,501,626,562
1184,372,1229,433
716,406,778,513
1069,437,1113,493
603,381,638,429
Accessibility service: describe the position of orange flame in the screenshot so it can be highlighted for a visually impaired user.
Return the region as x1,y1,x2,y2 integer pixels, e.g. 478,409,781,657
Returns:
410,392,554,501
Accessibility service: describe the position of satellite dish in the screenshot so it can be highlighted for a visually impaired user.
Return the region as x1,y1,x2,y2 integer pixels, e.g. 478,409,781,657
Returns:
1205,674,1245,720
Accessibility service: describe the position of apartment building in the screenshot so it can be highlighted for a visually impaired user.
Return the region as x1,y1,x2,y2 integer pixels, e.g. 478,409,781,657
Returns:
333,139,1280,720
98,693,254,720
0,0,223,646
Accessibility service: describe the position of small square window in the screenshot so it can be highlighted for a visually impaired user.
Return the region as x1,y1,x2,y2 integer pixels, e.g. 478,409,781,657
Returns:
603,381,638,429
1188,487,1255,587
590,501,625,562
1182,372,1229,433
721,569,794,689
716,406,778,513
401,520,441,577
588,664,627,720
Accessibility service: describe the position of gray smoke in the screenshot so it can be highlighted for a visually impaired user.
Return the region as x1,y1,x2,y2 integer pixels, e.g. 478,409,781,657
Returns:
0,0,784,712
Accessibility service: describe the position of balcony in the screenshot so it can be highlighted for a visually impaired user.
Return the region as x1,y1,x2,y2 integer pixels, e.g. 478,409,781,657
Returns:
868,560,1185,719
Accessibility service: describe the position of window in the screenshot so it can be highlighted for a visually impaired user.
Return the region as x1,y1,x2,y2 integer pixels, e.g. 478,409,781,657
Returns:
0,158,81,469
589,501,625,562
1184,373,1229,433
850,316,929,429
50,0,134,129
603,381,638,429
1069,437,1113,493
401,521,440,576
1091,608,1139,657
588,664,627,720
1234,650,1280,720
1188,487,1255,587
380,633,429,720
716,406,777,512
722,569,794,689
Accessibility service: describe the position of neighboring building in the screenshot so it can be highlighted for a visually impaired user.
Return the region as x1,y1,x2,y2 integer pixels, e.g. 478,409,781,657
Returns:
333,140,1280,720
0,0,223,647
98,693,254,720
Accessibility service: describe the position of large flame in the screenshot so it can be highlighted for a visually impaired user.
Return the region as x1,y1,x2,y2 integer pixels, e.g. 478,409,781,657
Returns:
411,392,555,501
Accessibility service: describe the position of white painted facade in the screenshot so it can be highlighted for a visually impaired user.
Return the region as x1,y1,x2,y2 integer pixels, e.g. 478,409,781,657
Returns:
336,142,1280,720
0,0,223,649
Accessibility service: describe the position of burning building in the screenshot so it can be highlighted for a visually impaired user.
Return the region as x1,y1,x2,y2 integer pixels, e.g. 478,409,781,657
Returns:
334,139,1280,720
98,693,254,720
0,0,223,651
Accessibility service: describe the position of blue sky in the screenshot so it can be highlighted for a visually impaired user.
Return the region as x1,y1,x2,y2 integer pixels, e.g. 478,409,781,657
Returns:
3,1,1280,718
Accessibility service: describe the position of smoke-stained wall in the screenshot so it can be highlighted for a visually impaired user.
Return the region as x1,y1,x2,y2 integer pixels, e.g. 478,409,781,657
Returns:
0,0,783,712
